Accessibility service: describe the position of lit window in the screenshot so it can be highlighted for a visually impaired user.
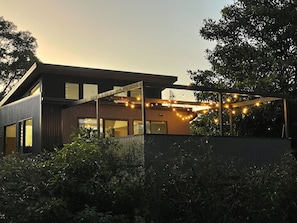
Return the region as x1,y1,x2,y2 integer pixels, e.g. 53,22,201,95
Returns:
19,119,33,153
151,121,167,134
83,84,98,99
5,124,16,156
133,120,167,135
130,88,141,98
133,120,151,134
104,120,128,137
65,83,79,100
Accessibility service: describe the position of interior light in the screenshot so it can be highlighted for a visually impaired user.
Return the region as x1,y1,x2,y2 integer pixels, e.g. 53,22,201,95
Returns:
255,102,260,107
242,107,248,114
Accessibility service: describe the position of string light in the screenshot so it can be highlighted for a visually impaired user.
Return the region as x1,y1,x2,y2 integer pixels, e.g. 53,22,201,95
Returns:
242,107,248,114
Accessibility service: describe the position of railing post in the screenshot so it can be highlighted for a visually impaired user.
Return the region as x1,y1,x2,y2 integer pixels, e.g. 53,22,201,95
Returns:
96,99,100,136
141,82,146,135
218,92,223,136
283,98,289,138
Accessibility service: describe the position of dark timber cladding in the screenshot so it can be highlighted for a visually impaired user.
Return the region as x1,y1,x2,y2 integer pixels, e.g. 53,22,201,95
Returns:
0,94,42,154
0,62,178,154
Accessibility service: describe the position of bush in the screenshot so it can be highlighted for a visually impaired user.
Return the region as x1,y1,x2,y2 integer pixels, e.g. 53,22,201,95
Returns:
1,129,297,222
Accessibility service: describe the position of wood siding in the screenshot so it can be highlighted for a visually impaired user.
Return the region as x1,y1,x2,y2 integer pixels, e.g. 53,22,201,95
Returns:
0,94,42,154
41,103,62,150
61,102,191,143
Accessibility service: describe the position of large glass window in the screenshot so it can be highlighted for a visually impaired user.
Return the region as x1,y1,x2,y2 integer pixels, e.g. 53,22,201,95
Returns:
151,121,167,134
83,84,98,99
5,124,16,156
104,120,128,137
130,88,141,98
133,120,151,134
65,83,79,99
78,118,103,133
133,120,167,135
19,119,33,153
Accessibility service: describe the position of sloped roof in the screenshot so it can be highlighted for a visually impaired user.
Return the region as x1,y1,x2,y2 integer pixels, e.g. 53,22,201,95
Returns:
0,62,178,106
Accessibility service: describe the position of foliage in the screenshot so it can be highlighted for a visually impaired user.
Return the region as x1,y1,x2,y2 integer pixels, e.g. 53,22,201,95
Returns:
0,129,142,222
1,130,297,222
189,0,296,138
0,153,51,223
0,17,39,99
143,139,297,222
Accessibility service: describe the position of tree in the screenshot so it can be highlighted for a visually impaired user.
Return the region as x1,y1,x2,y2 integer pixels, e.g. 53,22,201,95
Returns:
0,17,39,99
189,0,297,140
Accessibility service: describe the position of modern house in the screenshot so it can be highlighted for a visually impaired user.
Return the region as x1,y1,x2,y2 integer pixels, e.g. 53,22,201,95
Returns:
0,63,194,155
0,62,291,166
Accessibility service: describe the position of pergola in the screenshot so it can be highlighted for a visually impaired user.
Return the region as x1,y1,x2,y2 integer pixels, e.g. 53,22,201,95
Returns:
71,81,288,138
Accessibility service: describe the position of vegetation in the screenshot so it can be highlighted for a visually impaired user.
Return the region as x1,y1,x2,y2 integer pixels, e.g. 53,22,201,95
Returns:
0,17,39,99
1,129,297,222
189,0,297,141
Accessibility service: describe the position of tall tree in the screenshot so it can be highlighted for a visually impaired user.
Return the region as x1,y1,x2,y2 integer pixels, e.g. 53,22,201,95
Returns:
0,17,39,99
189,0,297,141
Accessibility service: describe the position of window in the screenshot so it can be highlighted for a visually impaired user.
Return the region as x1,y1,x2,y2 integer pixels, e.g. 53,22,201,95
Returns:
130,88,141,98
113,86,127,97
83,84,98,99
133,120,167,135
151,121,167,134
5,124,16,156
104,120,128,137
19,119,33,153
78,118,103,133
133,120,151,134
30,83,40,95
65,83,79,99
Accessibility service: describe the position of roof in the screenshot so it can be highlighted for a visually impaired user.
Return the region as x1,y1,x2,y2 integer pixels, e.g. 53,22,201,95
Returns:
0,62,178,106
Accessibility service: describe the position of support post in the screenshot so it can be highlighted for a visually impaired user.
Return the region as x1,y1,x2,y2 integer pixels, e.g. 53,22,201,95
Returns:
96,99,100,136
283,98,289,138
218,92,223,136
141,82,147,135
229,109,233,136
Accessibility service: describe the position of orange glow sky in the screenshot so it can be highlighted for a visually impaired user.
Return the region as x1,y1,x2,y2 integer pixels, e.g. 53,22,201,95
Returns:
1,0,232,85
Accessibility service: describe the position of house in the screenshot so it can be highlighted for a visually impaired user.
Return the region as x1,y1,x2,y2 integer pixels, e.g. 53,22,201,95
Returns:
0,62,193,155
0,62,291,167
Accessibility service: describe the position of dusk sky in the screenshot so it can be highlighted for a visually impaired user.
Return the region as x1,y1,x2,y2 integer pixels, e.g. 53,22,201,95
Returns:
1,0,232,86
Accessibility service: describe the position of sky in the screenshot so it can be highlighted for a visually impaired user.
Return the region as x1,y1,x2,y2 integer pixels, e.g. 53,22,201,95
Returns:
1,0,232,86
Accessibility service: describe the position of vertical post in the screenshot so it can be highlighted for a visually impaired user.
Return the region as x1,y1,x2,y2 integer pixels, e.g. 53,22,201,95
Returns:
96,99,100,136
283,98,289,138
218,92,223,136
229,110,233,136
141,82,147,135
